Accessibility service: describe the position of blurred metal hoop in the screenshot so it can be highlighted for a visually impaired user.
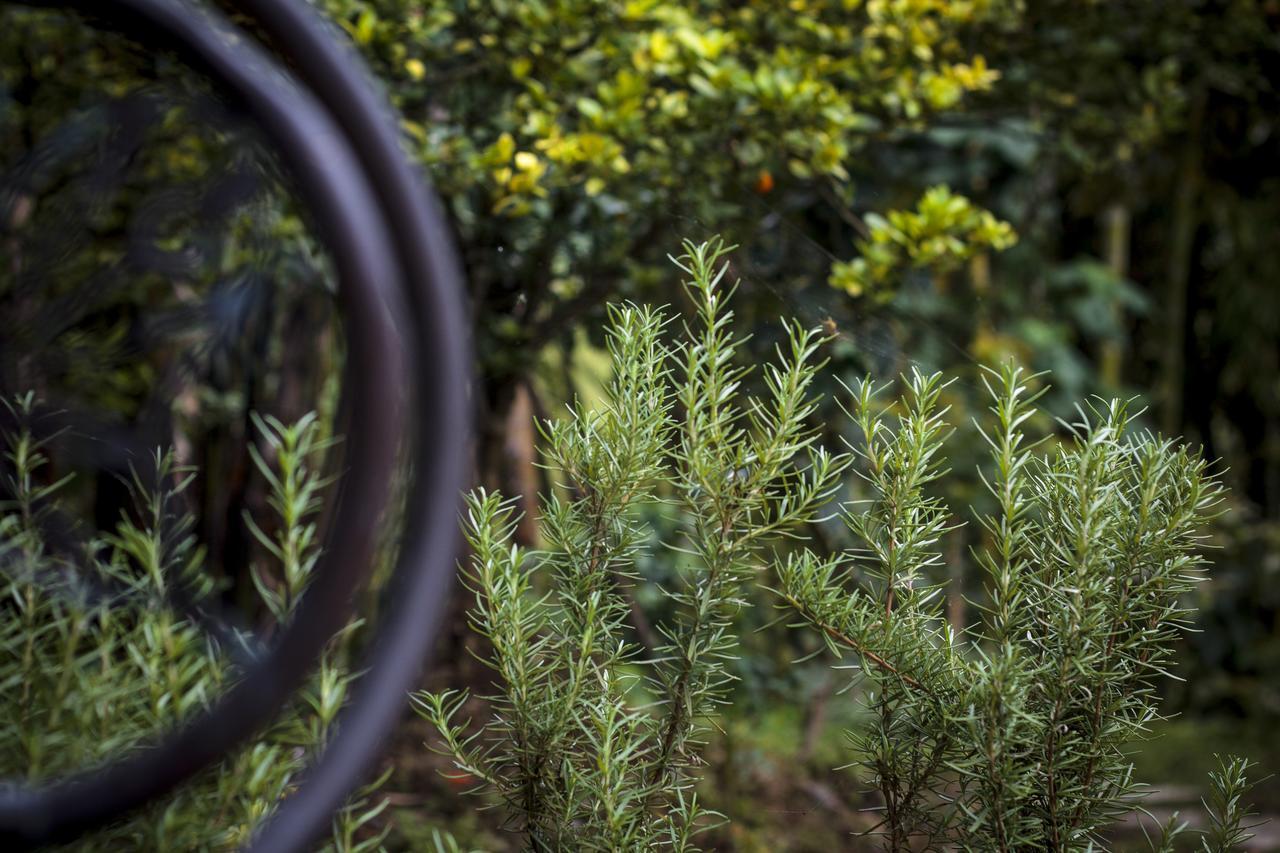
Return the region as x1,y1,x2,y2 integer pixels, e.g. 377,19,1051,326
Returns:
0,1,470,850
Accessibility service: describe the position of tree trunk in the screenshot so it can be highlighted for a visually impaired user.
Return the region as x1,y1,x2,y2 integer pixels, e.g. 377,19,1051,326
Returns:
1100,202,1130,388
1160,91,1206,436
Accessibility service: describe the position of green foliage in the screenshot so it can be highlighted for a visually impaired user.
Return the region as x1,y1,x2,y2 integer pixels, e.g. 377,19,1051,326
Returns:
415,240,843,850
326,0,1012,206
246,412,334,624
0,395,384,851
1200,755,1261,853
7,2,1280,845
0,6,344,454
312,0,1020,383
828,185,1016,299
1147,754,1266,853
776,363,1245,850
418,235,1267,848
423,827,483,853
975,0,1275,174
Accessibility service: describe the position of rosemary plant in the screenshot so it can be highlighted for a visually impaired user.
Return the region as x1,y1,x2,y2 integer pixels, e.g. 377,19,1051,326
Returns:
0,394,386,851
776,364,1255,851
415,240,844,851
419,241,1257,850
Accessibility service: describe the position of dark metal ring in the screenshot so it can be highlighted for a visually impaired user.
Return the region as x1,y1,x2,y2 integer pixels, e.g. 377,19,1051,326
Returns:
0,1,470,850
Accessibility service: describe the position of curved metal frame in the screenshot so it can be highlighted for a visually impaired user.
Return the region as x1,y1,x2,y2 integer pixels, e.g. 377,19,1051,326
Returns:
0,1,470,850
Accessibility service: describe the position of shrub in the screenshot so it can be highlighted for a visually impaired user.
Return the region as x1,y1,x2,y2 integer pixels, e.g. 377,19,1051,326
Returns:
414,239,843,850
0,396,384,851
309,0,1023,496
422,240,1257,851
777,364,1256,850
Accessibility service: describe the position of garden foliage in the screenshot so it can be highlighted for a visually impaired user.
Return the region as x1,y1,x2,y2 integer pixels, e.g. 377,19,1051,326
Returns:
415,239,843,850
311,0,1021,485
777,364,1252,850
423,242,1257,851
0,397,384,851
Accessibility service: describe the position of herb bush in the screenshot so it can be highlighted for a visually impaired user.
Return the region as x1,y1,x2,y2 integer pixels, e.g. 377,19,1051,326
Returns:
0,397,385,851
777,365,1257,851
416,239,843,850
422,241,1258,852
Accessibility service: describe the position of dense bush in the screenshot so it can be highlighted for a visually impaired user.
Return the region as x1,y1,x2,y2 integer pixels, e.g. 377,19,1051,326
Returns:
778,364,1233,849
0,398,383,851
420,242,1259,851
308,0,1023,491
416,240,842,849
